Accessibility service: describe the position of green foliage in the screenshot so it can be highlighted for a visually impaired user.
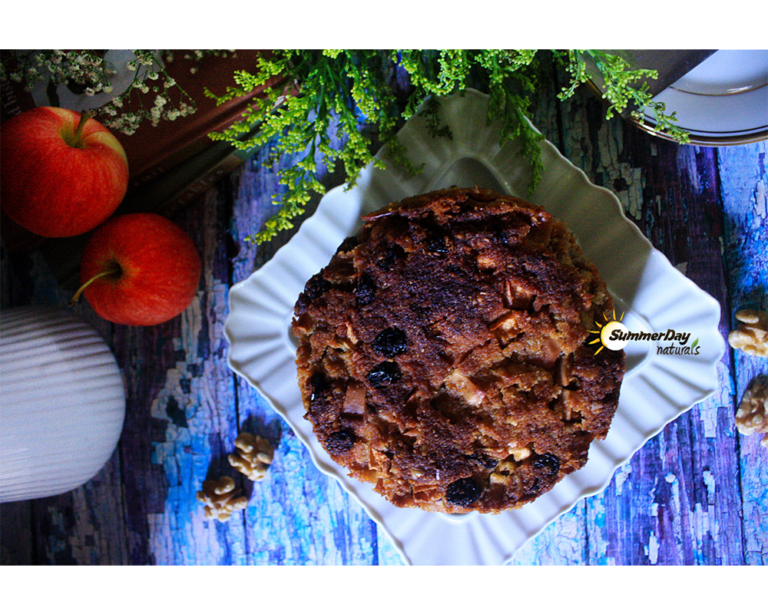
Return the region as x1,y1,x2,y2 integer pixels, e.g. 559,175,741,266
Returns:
207,50,550,243
557,50,691,144
2,49,691,245
207,49,691,244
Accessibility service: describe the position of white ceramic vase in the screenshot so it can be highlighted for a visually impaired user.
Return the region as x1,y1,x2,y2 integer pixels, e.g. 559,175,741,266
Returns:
0,306,125,503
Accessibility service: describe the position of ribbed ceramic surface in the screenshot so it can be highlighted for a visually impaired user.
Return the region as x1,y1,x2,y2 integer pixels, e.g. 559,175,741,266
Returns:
0,306,125,503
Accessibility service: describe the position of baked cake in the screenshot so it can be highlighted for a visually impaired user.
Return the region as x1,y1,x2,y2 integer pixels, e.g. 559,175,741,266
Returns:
292,187,624,514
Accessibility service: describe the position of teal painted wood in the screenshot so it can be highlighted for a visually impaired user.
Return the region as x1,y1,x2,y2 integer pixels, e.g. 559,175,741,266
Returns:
1,81,766,566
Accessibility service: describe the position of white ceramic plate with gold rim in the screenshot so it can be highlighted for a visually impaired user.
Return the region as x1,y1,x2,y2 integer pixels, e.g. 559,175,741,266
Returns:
225,89,725,565
638,49,768,146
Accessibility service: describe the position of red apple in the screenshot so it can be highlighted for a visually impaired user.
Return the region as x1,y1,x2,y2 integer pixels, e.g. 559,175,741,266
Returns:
71,213,202,326
0,107,129,237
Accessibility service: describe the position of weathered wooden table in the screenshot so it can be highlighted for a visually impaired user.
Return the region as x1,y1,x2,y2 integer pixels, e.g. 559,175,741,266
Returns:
1,76,766,566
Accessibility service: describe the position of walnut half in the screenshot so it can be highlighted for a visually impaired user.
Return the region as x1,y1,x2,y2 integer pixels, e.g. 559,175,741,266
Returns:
736,377,768,448
728,309,768,358
228,433,274,481
196,476,249,522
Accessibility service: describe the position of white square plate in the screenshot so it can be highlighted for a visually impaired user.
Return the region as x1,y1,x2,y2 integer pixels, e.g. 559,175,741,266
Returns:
225,90,725,565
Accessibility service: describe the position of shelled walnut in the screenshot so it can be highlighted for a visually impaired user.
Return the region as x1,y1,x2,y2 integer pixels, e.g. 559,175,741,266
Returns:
196,476,248,521
228,433,274,481
728,309,768,358
736,377,768,448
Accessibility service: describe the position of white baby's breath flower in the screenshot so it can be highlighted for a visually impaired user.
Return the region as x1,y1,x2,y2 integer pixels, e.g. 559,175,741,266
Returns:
2,49,202,134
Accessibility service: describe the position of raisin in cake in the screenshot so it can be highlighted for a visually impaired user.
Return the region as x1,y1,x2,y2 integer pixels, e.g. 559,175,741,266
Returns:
292,187,624,514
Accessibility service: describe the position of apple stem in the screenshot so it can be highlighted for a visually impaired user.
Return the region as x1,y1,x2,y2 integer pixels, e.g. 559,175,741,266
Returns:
73,110,91,141
69,261,122,307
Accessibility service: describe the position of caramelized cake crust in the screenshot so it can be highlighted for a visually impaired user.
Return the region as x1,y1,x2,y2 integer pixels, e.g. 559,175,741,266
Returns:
292,187,625,513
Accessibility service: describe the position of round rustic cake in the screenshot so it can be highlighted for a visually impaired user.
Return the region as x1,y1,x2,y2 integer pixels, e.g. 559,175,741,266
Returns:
292,187,625,513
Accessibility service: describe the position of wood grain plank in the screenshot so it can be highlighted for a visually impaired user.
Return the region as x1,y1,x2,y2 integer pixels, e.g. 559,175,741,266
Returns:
554,90,745,564
117,188,248,564
1,246,39,563
719,141,768,565
226,145,395,564
624,139,741,565
30,451,129,564
1,244,131,564
0,501,33,564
